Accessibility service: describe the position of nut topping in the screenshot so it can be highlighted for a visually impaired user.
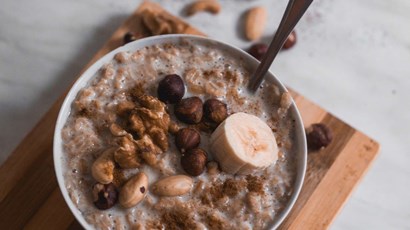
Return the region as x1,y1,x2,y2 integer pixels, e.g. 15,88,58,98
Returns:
175,128,201,153
203,98,228,125
92,182,118,210
91,148,116,184
110,123,127,137
181,148,207,176
114,134,141,169
151,175,193,197
157,74,185,104
175,97,203,124
119,172,149,208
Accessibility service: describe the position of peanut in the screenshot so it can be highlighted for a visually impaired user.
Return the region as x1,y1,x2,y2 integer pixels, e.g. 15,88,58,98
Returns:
186,0,221,16
151,175,193,197
119,172,148,208
244,6,267,41
91,148,116,184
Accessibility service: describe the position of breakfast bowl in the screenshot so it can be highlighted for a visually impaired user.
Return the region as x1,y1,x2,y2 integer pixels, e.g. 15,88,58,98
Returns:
53,34,307,229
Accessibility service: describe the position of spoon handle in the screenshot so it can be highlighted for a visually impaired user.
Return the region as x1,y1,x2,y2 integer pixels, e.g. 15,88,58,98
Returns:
248,0,313,93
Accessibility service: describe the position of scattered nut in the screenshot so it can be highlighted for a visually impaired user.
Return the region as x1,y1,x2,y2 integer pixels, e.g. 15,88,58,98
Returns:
244,6,267,41
157,74,185,104
148,127,169,152
117,100,135,116
136,135,163,167
123,32,141,45
175,128,201,153
141,10,187,35
282,30,297,50
110,123,127,137
135,95,170,131
203,99,228,125
306,123,333,151
206,161,220,175
175,97,203,124
181,148,207,176
114,134,141,169
129,113,146,137
168,121,180,134
92,182,118,210
119,172,149,208
186,0,221,16
151,175,193,197
91,148,116,184
247,43,268,61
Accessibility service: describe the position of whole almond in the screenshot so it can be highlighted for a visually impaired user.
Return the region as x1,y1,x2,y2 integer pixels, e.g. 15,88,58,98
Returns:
245,6,267,41
186,0,221,16
119,172,148,208
151,175,193,196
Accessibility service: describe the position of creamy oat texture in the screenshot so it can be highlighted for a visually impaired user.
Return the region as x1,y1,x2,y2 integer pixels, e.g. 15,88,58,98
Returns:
61,39,297,230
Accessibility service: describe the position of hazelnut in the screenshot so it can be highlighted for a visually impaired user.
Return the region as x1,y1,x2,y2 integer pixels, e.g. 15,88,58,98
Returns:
168,121,180,134
123,32,140,44
174,97,203,124
175,128,201,153
306,123,333,151
92,182,118,210
91,148,116,184
247,43,268,61
203,99,228,125
157,74,185,104
181,148,207,176
282,30,297,50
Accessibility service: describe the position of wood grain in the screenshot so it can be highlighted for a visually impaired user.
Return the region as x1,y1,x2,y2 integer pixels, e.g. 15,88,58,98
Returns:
0,1,379,229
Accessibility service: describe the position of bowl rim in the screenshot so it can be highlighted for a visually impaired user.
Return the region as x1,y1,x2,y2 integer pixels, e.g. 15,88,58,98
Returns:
53,34,307,230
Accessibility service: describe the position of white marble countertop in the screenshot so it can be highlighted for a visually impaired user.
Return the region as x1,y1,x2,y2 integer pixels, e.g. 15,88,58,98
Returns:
1,0,409,229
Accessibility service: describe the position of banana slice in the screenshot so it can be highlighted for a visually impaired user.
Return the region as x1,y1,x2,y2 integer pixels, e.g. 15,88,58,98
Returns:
209,112,278,175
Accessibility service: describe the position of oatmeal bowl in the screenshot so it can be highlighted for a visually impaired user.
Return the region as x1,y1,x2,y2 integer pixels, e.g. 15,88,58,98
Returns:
54,34,307,229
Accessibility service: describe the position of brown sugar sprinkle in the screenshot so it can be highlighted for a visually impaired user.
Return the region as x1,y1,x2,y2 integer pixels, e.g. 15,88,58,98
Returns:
200,181,222,206
224,70,240,85
145,220,162,230
128,82,145,99
222,178,243,197
161,209,197,230
204,212,230,229
201,178,245,206
209,181,224,201
203,69,221,80
246,175,264,194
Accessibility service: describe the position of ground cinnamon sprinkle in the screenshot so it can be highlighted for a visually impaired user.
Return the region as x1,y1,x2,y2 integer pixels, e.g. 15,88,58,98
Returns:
204,213,228,229
201,178,245,206
161,209,197,230
209,181,224,201
112,168,127,187
128,82,145,99
222,178,242,197
246,175,264,194
145,220,162,230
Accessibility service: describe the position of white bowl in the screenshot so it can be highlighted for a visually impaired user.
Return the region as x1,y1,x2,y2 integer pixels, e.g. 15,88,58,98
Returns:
54,34,307,229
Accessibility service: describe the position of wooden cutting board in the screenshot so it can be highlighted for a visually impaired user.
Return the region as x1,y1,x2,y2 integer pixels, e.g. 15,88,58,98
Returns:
0,2,379,229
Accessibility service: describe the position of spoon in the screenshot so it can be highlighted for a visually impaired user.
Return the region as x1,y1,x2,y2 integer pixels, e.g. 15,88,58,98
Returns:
247,0,314,93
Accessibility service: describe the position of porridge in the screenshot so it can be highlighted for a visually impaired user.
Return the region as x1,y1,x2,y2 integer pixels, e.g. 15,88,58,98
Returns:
61,38,297,230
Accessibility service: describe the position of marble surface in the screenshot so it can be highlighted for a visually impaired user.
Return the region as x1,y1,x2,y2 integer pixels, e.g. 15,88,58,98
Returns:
1,0,409,229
